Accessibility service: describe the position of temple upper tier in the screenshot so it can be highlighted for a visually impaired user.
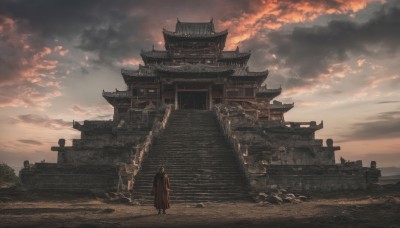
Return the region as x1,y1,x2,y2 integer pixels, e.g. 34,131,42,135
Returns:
103,19,293,121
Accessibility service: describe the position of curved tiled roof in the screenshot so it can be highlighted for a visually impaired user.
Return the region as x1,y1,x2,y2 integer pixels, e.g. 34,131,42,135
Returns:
175,20,215,35
140,50,250,61
270,101,294,112
220,51,251,60
232,67,269,77
155,64,234,73
256,87,282,98
163,29,228,38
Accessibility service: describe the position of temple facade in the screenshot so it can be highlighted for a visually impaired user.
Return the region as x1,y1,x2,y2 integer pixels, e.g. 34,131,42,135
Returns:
20,19,380,196
103,19,292,122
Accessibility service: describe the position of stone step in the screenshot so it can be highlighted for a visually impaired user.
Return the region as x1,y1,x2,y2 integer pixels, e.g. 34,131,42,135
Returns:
133,110,250,202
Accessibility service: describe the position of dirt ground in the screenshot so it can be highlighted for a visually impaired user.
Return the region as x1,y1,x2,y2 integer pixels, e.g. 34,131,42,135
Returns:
1,189,400,228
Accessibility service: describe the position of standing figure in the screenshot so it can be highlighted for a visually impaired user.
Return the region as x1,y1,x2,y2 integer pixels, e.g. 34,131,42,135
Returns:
152,166,170,214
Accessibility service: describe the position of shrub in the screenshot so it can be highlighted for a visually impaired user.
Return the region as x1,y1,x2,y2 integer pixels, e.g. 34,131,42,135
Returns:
0,163,19,183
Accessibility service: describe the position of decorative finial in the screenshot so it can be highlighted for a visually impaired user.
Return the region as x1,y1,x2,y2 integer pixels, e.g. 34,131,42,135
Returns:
152,44,154,51
236,46,239,52
210,17,213,23
177,18,180,23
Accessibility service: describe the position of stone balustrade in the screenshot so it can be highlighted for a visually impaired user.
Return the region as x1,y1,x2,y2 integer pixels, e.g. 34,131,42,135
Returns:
117,105,173,192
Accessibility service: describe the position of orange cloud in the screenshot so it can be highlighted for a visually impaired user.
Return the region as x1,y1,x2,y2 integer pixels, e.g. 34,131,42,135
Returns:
0,16,64,108
219,0,370,48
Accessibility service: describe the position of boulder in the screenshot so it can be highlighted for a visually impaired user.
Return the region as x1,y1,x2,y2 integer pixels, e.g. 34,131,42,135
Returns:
298,195,308,201
196,202,205,208
286,193,296,198
258,192,268,201
266,195,282,204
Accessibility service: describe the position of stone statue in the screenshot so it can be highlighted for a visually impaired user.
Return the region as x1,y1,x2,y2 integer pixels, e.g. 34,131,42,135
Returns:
58,138,65,148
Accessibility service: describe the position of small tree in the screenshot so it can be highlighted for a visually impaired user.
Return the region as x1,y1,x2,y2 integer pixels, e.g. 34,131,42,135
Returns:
0,163,19,184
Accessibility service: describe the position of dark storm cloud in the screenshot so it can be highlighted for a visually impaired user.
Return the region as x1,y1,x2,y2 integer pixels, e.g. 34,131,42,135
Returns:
11,114,71,130
17,139,43,146
0,0,245,66
243,4,400,88
342,110,400,141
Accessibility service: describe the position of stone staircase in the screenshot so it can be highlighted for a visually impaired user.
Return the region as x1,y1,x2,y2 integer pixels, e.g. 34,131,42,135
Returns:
133,109,251,203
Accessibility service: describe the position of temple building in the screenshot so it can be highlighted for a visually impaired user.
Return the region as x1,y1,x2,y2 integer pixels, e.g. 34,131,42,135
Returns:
102,19,292,121
20,19,380,199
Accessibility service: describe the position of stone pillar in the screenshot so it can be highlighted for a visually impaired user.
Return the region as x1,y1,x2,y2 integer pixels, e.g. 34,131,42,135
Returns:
209,84,213,110
174,83,178,110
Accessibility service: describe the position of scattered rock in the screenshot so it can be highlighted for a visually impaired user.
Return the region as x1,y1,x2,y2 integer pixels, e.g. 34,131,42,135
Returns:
258,192,268,201
266,195,282,204
292,198,302,204
298,195,308,201
196,202,205,208
286,193,296,198
282,196,294,203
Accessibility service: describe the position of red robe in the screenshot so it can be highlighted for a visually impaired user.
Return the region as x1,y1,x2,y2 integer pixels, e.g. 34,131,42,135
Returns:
152,172,170,209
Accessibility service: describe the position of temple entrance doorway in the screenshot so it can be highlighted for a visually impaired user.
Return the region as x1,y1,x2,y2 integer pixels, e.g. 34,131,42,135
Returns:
178,91,207,109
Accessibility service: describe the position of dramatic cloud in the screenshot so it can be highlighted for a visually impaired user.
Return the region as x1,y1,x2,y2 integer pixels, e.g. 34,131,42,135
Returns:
241,3,400,92
0,0,399,168
0,16,64,108
220,0,369,48
343,110,400,141
11,114,71,130
17,139,43,146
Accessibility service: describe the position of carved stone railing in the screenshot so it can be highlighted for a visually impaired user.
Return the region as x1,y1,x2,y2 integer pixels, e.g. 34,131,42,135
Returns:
117,105,173,192
102,90,131,98
214,105,266,188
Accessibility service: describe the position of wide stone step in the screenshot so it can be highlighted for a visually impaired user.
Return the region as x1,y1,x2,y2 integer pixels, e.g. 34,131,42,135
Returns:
133,110,250,202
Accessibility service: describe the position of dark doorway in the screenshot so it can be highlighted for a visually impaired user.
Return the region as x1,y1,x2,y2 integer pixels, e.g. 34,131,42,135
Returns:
178,92,207,109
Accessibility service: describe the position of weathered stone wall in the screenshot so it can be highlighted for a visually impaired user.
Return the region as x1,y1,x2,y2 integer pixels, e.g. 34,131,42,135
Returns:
19,164,118,192
57,147,132,166
214,104,372,192
215,104,337,167
20,105,173,192
249,173,366,192
247,165,367,192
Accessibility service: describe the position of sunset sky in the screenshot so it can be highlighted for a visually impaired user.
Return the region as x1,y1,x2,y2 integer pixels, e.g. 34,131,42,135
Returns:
0,0,399,171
